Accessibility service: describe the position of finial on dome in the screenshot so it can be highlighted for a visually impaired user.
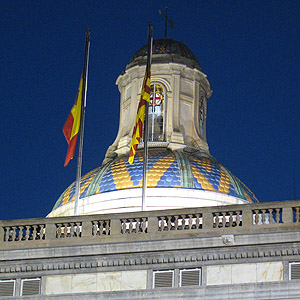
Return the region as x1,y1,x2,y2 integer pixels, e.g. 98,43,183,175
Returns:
158,7,174,38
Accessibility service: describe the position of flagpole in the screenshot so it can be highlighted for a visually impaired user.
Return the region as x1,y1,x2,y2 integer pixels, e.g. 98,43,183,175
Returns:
74,28,90,216
141,23,153,211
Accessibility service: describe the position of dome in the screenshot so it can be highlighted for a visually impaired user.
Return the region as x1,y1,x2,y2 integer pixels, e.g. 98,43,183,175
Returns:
49,148,257,216
126,38,202,71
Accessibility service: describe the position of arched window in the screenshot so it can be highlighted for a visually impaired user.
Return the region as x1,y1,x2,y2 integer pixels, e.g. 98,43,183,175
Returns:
148,83,165,141
198,94,205,138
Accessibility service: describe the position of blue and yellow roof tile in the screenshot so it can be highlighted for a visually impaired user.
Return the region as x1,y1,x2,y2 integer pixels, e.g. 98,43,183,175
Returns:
53,148,258,210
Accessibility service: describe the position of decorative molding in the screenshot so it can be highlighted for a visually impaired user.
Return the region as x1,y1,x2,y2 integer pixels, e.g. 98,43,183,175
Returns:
1,243,299,276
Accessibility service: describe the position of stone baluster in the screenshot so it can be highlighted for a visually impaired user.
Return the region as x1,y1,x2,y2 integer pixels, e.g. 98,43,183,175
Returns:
179,216,182,230
2,227,7,242
174,215,179,230
214,213,219,228
167,216,172,231
275,208,281,223
105,220,110,235
157,218,162,231
34,225,40,240
17,226,22,241
141,218,147,233
24,226,29,241
222,212,226,227
253,210,259,225
195,214,200,229
70,223,74,237
92,221,97,236
121,219,126,234
137,218,141,233
195,214,199,228
56,224,62,238
11,226,16,241
128,219,133,233
99,220,104,235
229,212,233,227
40,224,45,240
262,209,267,224
188,215,193,230
14,227,19,241
180,216,184,230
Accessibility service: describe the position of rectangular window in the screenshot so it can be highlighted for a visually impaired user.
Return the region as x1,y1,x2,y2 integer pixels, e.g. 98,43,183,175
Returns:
290,262,300,280
180,268,201,287
21,278,41,296
0,280,15,297
153,270,174,288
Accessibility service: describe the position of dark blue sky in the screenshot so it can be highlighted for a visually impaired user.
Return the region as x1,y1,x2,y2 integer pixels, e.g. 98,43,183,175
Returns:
1,1,299,220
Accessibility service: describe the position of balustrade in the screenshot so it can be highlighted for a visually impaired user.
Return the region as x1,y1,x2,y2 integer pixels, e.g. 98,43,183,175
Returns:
120,218,148,234
0,201,298,248
252,208,282,225
56,222,82,238
3,224,45,242
212,211,242,228
158,214,202,231
92,220,110,236
293,207,300,223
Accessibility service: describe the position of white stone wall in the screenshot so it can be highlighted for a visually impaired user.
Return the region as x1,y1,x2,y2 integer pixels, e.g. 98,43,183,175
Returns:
44,262,283,295
45,270,147,295
48,187,248,217
207,262,283,285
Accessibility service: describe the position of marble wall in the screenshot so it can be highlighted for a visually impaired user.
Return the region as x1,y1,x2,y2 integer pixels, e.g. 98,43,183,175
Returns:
206,262,283,285
45,270,147,295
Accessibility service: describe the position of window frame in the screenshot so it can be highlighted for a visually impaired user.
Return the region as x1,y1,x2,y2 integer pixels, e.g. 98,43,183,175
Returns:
0,279,16,297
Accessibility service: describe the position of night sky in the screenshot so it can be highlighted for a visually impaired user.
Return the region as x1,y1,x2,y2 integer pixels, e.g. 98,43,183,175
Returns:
1,1,299,220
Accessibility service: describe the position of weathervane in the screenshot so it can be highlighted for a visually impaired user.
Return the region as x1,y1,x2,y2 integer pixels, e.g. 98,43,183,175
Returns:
159,7,174,38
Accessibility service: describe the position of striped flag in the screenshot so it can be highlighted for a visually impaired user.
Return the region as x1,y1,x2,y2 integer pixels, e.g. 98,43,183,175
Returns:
128,68,151,164
63,76,83,166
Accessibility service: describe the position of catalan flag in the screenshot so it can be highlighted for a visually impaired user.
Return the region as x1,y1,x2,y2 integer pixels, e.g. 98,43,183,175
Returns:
128,24,153,164
63,76,83,166
128,69,151,164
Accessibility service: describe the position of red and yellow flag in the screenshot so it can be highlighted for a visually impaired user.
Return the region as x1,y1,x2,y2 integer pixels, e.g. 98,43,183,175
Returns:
128,69,151,164
63,76,83,166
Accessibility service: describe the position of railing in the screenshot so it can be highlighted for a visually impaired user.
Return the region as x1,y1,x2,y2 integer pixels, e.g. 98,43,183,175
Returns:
213,211,242,228
121,217,148,234
158,214,202,231
0,200,299,249
3,224,45,242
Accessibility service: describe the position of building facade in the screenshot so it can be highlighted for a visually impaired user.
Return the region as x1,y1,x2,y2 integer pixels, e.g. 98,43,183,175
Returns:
0,38,299,299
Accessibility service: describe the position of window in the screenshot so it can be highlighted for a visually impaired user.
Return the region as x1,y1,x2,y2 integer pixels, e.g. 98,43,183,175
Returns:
148,83,165,141
153,270,174,288
290,262,300,280
21,278,41,296
0,280,15,297
180,268,201,287
198,94,205,138
153,268,202,288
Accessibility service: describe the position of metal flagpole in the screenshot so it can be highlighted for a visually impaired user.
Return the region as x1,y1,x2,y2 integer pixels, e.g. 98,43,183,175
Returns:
74,28,90,216
141,23,153,211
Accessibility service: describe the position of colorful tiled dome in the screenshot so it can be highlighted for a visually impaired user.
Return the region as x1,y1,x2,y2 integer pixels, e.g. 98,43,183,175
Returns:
52,148,258,211
127,38,202,71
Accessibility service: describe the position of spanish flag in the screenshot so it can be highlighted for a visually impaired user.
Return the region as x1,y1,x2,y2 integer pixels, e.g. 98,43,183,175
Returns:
63,76,83,166
128,68,151,164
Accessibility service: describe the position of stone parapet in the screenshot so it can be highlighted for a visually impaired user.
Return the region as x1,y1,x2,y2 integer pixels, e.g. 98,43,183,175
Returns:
0,200,299,251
